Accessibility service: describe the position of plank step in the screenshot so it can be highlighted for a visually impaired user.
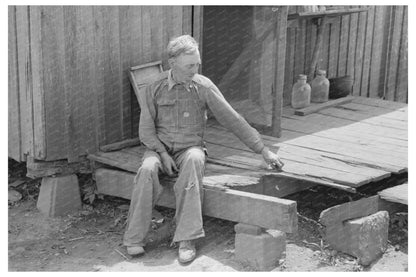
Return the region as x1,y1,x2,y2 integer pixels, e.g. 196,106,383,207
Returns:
378,183,408,205
294,96,354,116
95,168,298,233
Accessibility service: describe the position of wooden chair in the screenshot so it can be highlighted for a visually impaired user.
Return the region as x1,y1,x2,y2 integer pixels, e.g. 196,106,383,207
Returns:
129,60,164,109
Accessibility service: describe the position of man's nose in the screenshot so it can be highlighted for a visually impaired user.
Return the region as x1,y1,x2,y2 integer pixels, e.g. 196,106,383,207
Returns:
190,67,198,74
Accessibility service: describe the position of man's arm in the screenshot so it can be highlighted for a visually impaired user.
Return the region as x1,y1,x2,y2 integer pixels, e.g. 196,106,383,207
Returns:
204,83,264,153
138,84,167,154
204,83,284,170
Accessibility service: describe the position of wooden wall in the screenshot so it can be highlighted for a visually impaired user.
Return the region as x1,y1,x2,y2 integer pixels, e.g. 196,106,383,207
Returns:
283,5,408,106
200,5,407,113
8,5,408,163
8,6,194,162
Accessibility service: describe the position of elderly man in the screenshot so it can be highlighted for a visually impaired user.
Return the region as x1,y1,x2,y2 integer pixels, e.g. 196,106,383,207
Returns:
123,35,284,264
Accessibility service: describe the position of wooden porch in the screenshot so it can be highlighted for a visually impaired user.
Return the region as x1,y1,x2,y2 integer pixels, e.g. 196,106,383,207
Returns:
88,95,407,231
231,95,408,192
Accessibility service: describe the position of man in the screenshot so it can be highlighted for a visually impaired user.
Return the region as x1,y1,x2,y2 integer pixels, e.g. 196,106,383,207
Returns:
123,35,284,264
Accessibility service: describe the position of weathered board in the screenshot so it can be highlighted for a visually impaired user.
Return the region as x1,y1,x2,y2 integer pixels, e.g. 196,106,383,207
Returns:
318,107,407,130
385,6,404,102
395,6,408,103
328,18,340,78
337,7,349,76
16,6,34,160
319,195,380,227
99,138,141,152
319,193,407,228
9,6,408,163
294,96,354,116
338,102,407,121
271,6,289,137
281,116,408,150
378,183,408,205
204,126,391,186
279,119,407,159
95,168,298,233
352,8,367,97
274,131,407,172
90,96,408,192
283,26,296,106
8,6,193,162
360,6,375,97
282,111,407,143
129,61,164,109
210,96,407,189
29,6,47,160
352,95,407,110
8,6,21,160
346,6,358,78
368,6,387,99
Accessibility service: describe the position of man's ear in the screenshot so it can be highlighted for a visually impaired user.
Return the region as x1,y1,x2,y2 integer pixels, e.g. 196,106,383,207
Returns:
168,58,175,68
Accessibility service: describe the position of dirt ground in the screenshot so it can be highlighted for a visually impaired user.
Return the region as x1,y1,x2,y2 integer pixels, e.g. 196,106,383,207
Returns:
8,160,408,272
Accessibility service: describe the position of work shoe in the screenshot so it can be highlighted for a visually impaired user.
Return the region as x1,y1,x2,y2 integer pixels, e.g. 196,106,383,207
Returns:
178,240,196,264
127,246,145,256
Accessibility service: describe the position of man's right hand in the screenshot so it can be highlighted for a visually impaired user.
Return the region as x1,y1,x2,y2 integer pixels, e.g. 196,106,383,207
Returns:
160,152,179,177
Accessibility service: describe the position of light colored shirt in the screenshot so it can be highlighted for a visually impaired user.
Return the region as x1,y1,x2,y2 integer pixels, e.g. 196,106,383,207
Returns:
139,70,265,155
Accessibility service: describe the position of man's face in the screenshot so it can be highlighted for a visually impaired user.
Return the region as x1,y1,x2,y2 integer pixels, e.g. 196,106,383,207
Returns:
170,50,201,84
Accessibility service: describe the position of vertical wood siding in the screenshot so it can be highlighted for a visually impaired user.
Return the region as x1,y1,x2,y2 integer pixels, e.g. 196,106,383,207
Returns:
9,6,192,162
8,5,407,162
283,5,408,106
8,6,21,160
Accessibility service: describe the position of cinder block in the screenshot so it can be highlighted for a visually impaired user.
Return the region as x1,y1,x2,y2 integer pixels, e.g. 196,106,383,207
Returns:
235,228,286,271
37,174,81,217
234,223,264,235
325,211,389,266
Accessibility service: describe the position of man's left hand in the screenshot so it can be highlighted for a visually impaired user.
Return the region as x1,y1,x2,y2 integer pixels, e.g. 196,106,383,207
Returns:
261,147,284,171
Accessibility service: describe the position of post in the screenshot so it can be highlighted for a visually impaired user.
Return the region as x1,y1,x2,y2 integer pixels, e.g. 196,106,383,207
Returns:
193,6,204,73
271,6,289,137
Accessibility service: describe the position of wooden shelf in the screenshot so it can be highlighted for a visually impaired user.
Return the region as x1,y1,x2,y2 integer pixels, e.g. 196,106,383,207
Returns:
288,7,369,20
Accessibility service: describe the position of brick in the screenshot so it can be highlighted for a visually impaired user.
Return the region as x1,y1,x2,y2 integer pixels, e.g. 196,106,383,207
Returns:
325,211,389,266
37,174,81,217
235,229,286,271
234,223,263,235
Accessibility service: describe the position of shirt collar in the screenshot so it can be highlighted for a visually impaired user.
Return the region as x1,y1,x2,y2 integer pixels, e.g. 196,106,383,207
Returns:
167,69,197,91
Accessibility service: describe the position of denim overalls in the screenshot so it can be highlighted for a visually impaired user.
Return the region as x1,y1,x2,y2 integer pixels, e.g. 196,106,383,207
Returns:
124,78,208,247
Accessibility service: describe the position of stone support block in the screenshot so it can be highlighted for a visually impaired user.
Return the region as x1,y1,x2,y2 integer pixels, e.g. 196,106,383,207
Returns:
37,174,82,217
234,223,286,271
234,223,264,235
325,211,389,266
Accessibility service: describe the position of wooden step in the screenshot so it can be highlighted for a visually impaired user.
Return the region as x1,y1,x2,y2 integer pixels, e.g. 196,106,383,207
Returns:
95,168,298,233
378,183,408,205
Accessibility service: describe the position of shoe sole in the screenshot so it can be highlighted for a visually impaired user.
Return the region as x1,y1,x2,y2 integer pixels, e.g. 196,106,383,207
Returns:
178,259,194,264
178,255,196,264
127,250,145,256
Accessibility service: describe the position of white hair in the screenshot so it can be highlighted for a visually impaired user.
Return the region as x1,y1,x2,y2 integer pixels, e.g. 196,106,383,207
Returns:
167,35,199,59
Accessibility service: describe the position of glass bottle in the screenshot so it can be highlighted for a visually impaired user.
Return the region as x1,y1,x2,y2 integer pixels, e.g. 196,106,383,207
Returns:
311,70,329,103
291,74,311,109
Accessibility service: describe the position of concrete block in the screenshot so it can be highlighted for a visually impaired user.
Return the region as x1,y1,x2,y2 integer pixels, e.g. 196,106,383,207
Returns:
234,223,263,235
37,174,82,217
235,228,286,271
325,211,389,266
